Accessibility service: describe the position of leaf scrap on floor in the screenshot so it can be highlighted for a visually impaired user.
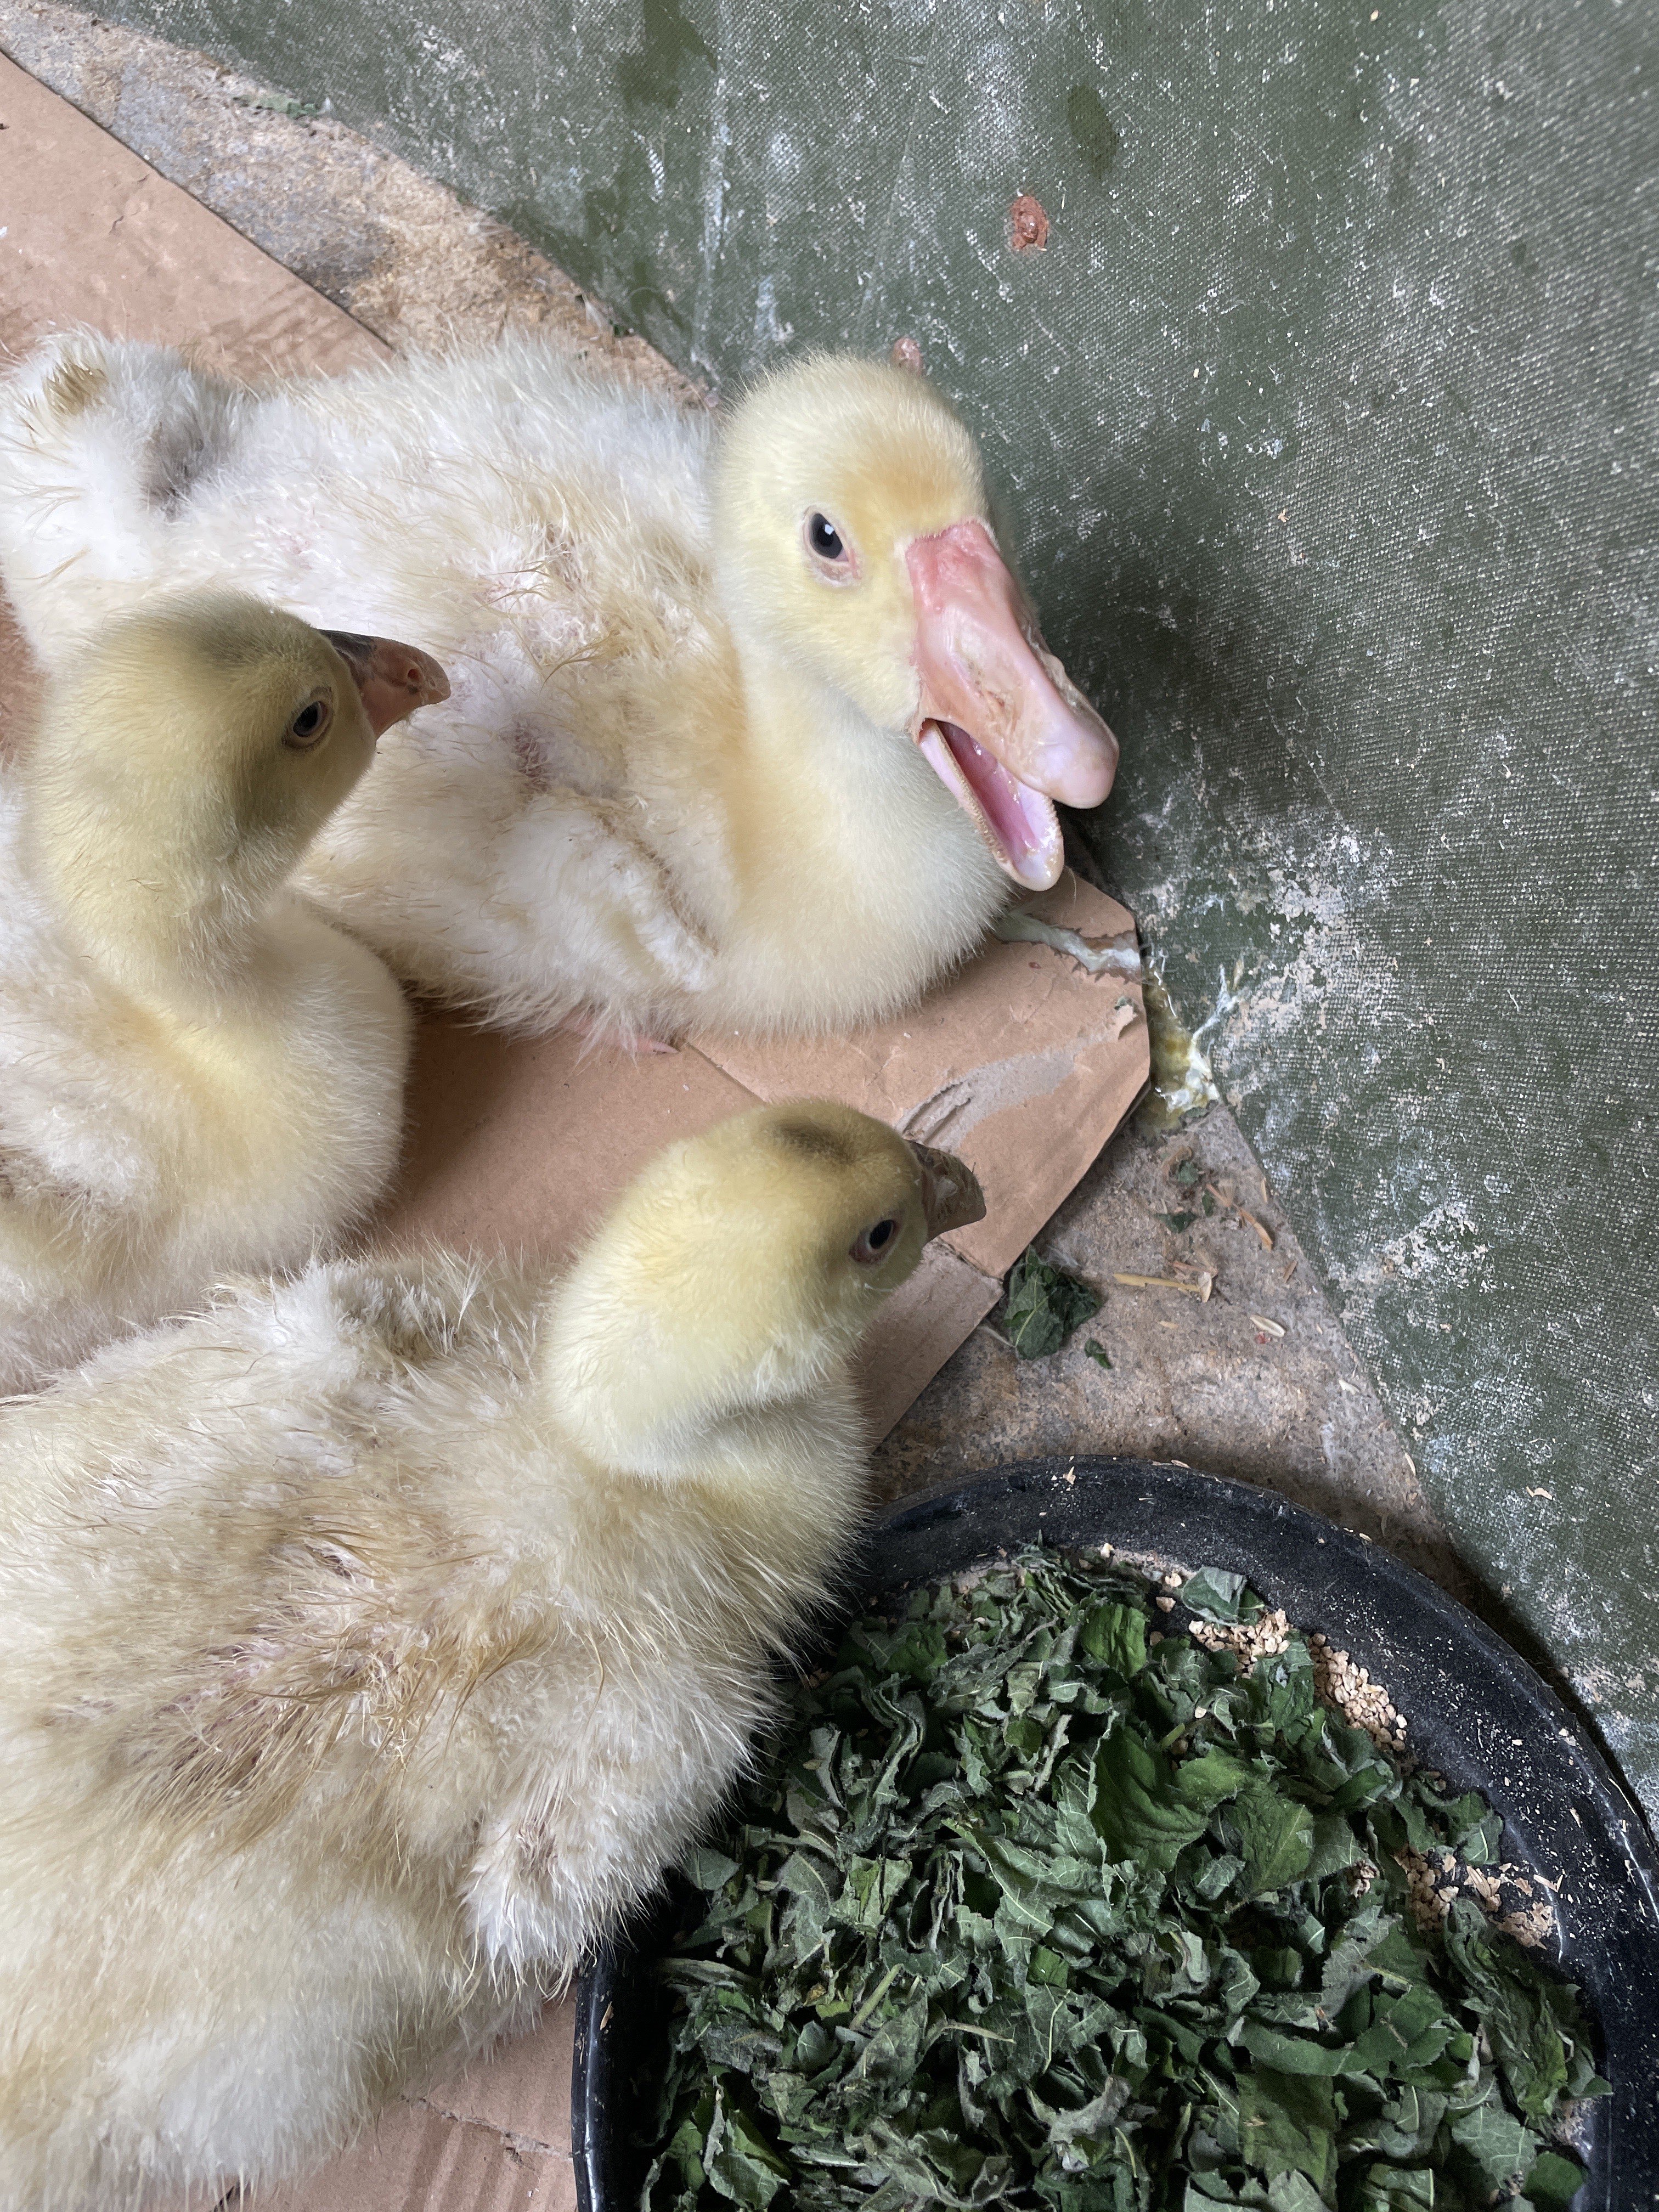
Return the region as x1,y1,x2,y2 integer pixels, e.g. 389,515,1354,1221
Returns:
1084,1340,1112,1370
1001,1246,1103,1359
643,1549,1606,2211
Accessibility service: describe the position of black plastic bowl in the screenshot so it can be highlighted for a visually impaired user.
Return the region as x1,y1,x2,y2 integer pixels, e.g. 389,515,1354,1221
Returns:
573,1457,1659,2211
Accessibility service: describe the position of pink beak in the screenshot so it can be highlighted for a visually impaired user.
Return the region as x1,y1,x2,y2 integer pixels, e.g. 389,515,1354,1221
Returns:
321,629,451,739
906,518,1119,889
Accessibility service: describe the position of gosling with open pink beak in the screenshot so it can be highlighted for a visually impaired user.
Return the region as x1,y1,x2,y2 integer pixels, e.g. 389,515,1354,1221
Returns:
0,332,1116,1041
718,352,1116,905
696,349,1122,1034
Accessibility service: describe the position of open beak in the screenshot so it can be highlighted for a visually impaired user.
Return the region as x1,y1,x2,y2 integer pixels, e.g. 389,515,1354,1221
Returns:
910,1141,986,1241
322,629,450,738
906,519,1119,890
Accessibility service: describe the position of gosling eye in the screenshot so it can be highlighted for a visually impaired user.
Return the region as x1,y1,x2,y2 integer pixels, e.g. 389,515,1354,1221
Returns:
805,511,855,575
851,1216,900,1266
284,694,334,752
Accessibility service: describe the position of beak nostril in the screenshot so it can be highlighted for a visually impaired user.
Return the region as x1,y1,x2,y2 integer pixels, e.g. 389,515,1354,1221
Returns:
322,631,449,734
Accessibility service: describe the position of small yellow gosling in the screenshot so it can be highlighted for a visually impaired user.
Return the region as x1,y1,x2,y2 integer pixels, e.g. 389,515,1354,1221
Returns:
0,592,448,1390
0,1101,983,2210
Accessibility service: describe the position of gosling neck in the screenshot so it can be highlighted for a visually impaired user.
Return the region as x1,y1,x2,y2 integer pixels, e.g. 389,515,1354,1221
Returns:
714,641,1005,1027
534,1255,862,1488
32,808,292,1016
728,642,944,854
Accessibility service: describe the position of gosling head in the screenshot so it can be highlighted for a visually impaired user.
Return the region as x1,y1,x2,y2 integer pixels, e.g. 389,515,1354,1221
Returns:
543,1099,985,1479
26,592,448,986
712,353,1119,891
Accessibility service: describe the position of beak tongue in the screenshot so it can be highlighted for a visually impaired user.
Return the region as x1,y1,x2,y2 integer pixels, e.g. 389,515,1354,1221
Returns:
907,519,1119,889
910,1141,987,1241
322,629,451,738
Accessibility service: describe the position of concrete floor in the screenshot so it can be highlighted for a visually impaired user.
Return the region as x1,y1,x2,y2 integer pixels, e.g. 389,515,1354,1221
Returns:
873,1101,1466,1596
0,0,1465,1601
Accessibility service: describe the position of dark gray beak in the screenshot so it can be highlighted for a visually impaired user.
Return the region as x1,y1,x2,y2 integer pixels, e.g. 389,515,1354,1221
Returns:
910,1141,987,1241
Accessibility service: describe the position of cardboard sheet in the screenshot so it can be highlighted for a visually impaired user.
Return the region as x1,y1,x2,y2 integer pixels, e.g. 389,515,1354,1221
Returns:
252,2097,573,2212
0,55,1148,2212
375,874,1146,1426
0,54,385,378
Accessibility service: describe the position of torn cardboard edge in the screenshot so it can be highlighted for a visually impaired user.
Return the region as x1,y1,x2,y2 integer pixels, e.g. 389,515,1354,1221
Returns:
371,871,1147,1439
3,54,1149,2212
247,2008,581,2212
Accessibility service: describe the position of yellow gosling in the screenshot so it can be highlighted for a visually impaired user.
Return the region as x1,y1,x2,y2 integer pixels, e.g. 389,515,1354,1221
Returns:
0,592,446,1389
0,1101,983,2211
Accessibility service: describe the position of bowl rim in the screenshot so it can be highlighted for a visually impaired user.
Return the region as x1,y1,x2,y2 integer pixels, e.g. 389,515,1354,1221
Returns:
572,1454,1659,2211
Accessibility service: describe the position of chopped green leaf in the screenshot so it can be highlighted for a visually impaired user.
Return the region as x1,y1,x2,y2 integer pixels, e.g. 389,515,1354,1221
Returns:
1523,2146,1599,2211
1231,1779,1316,1895
1092,1731,1245,1869
1234,2067,1339,2191
1084,1340,1112,1369
1180,1566,1263,1623
1352,2165,1436,2210
1001,1248,1102,1359
704,2098,791,2206
1079,1599,1147,1678
1448,2096,1533,2194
